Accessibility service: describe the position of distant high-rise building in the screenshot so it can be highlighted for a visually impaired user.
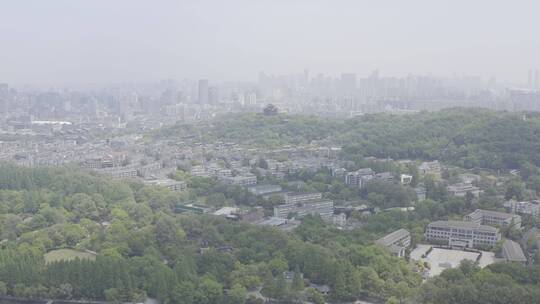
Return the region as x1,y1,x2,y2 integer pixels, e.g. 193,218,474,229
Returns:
340,73,357,94
208,86,219,104
535,69,539,89
176,91,186,104
246,92,257,105
528,69,534,88
370,70,380,80
234,92,245,105
303,69,310,86
258,71,269,87
118,93,136,121
198,79,209,104
0,83,8,95
160,89,176,106
0,84,8,115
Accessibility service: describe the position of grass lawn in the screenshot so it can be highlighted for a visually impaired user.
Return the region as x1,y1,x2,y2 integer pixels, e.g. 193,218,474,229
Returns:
44,248,97,264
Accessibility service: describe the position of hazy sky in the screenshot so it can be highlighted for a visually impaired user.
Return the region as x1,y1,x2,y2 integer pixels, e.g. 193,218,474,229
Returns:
1,0,540,85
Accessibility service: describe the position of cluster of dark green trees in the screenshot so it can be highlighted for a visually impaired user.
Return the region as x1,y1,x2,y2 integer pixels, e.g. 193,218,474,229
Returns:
0,250,136,302
6,108,540,303
419,260,540,304
0,164,423,303
339,109,540,171
158,108,540,171
154,112,340,147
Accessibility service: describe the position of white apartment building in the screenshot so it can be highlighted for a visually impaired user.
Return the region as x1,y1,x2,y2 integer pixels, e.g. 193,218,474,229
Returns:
425,220,500,248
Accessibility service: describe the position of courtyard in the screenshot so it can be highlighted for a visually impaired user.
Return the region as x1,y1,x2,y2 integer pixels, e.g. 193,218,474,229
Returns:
410,244,497,277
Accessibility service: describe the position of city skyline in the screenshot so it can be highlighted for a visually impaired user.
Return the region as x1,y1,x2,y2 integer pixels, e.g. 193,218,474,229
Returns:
3,68,539,92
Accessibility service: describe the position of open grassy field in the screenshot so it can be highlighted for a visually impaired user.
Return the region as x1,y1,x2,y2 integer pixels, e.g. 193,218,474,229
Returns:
44,248,97,263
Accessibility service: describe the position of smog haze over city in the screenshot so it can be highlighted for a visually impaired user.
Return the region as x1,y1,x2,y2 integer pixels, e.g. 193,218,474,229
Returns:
1,0,540,86
2,2,540,304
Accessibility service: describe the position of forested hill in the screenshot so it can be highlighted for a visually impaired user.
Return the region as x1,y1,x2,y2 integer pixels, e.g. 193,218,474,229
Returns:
154,113,341,147
156,108,540,170
340,108,540,170
0,163,422,303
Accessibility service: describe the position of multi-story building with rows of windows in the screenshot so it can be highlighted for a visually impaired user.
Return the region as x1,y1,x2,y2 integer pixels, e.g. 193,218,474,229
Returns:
284,192,322,204
273,200,334,221
375,229,411,257
503,200,540,217
465,209,521,229
425,220,501,248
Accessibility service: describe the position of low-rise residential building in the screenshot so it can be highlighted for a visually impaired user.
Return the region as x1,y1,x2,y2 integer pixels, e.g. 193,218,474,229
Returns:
459,173,481,184
284,192,322,204
257,217,288,227
80,157,108,169
190,165,208,177
332,212,347,227
447,182,482,197
247,184,283,196
345,168,375,188
98,167,138,179
283,271,303,284
309,284,331,296
176,203,213,214
502,239,527,264
221,173,257,186
273,200,334,220
240,207,265,223
213,207,240,220
415,186,427,201
375,228,411,257
374,172,393,183
400,174,413,185
215,168,233,178
213,206,239,216
503,200,540,217
145,179,186,191
465,209,522,229
425,220,501,248
137,162,162,178
332,167,347,178
256,217,300,232
419,160,442,179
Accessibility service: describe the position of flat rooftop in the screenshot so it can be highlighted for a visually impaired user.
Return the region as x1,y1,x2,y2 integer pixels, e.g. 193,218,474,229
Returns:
503,239,527,262
428,220,499,233
376,229,410,247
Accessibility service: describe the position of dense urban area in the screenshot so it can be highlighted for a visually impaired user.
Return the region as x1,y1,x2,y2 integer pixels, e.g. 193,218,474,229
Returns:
1,74,540,304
